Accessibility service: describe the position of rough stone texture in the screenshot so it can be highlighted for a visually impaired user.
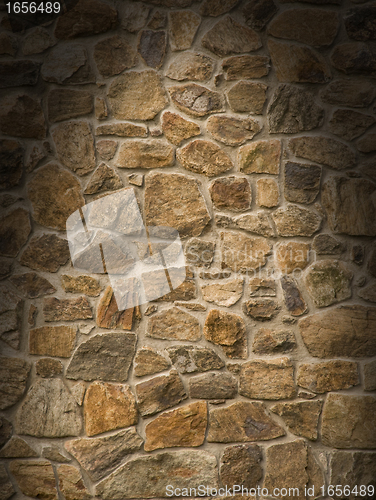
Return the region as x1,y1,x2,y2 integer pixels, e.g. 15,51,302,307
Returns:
138,30,166,69
297,361,359,393
161,112,200,145
243,298,279,320
0,60,40,88
166,52,214,81
0,437,38,458
0,94,46,139
35,358,63,378
9,461,57,500
169,84,224,117
252,328,296,354
48,89,93,123
329,109,375,141
243,0,278,30
207,401,285,442
169,11,201,51
320,79,376,108
322,394,376,449
0,140,24,191
275,242,310,273
65,428,143,482
29,326,76,358
222,55,270,79
42,446,71,463
0,357,29,412
0,463,15,500
345,4,376,41
96,287,134,330
135,371,187,417
281,276,307,317
121,3,150,33
299,305,376,358
227,81,267,114
284,161,321,204
271,401,322,440
272,204,322,237
201,278,244,307
207,116,261,146
202,16,261,56
41,44,94,84
185,238,216,268
116,140,173,169
220,444,262,488
94,35,137,77
330,451,376,499
304,260,352,307
204,309,247,359
220,231,272,273
97,140,118,161
178,140,233,177
57,465,90,500
0,208,31,258
238,140,281,174
144,401,207,451
0,417,12,448
189,372,237,399
147,307,201,341
108,71,167,120
20,234,70,273
61,275,101,296
145,173,211,238
134,348,170,377
43,296,92,322
312,234,345,255
16,379,82,437
66,333,136,382
256,178,279,207
331,42,376,74
249,278,277,297
10,273,55,299
22,27,55,55
96,122,147,137
209,177,251,211
84,382,137,436
166,345,224,374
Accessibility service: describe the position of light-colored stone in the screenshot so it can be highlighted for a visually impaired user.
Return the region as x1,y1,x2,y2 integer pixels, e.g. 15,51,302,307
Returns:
20,234,70,273
95,97,107,119
95,35,137,77
169,11,201,51
169,83,224,117
252,328,296,354
207,116,261,146
43,296,92,322
128,173,143,187
96,122,147,137
185,238,215,268
220,231,272,273
227,81,267,114
304,260,353,307
201,278,244,307
166,52,214,81
57,465,90,500
243,298,279,320
256,178,279,207
0,94,46,139
97,140,117,160
272,204,322,237
29,326,76,358
147,307,201,341
178,140,233,177
297,361,359,393
161,111,200,146
84,164,123,195
189,372,237,399
271,401,323,441
222,55,270,79
116,140,174,169
42,446,71,463
0,357,30,410
235,213,275,237
48,89,93,123
9,461,57,500
249,278,277,297
166,345,224,374
238,140,281,174
275,242,310,273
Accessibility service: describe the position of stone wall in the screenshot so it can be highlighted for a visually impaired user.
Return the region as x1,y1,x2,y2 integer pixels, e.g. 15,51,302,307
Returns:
0,0,376,498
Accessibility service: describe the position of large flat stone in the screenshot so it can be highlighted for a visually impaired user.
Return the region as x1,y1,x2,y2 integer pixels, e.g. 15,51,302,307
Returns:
207,116,261,146
169,11,201,51
220,444,262,488
95,35,137,77
169,84,224,117
29,326,76,358
9,461,57,500
330,451,376,499
227,81,267,114
134,347,170,377
272,204,322,237
166,52,214,81
177,139,233,177
161,111,200,146
220,231,272,273
43,296,92,322
189,372,237,399
238,139,281,174
270,401,323,441
204,308,247,359
147,307,201,341
320,79,376,108
57,465,90,500
297,361,359,393
47,89,93,123
222,55,270,79
20,234,70,273
284,162,321,204
41,43,94,84
201,277,244,307
0,357,30,410
115,140,174,169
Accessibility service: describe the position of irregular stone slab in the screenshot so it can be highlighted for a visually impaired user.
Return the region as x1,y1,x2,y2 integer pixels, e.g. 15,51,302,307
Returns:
275,241,310,273
250,278,277,297
166,52,214,81
161,111,200,145
256,178,279,207
202,16,261,56
331,42,376,74
243,0,278,30
204,308,247,359
0,139,24,191
280,276,307,317
284,161,321,204
253,328,296,354
227,81,267,114
222,54,270,79
177,139,233,177
42,446,70,463
121,3,150,32
268,84,324,134
55,0,118,39
243,298,279,320
208,401,285,442
148,10,166,29
43,297,92,322
138,30,166,69
48,89,93,123
320,79,376,107
35,358,63,378
144,401,207,451
147,307,201,341
299,305,376,358
108,70,167,120
0,208,31,258
96,287,134,330
297,361,359,393
322,176,376,236
169,11,201,51
271,401,322,441
0,463,14,500
220,444,262,488
357,131,376,153
61,275,101,296
240,358,296,400
96,122,147,137
41,44,94,84
9,460,57,500
94,35,137,77
322,394,376,449
0,60,39,88
96,450,218,499
358,282,376,303
238,139,281,174
169,83,224,117
134,348,170,377
0,357,30,410
330,451,376,499
65,428,143,482
268,9,339,46
16,379,82,437
0,437,37,458
0,94,46,139
66,333,136,382
10,273,55,299
135,371,187,417
84,382,137,437
185,237,216,268
200,0,239,16
29,326,76,358
345,4,376,41
210,176,251,212
116,140,174,169
201,278,244,307
20,234,70,273
22,27,55,55
145,172,211,238
57,465,90,500
152,267,198,302
189,372,237,399
166,345,224,374
329,109,375,141
272,204,322,237
220,231,272,273
207,116,261,146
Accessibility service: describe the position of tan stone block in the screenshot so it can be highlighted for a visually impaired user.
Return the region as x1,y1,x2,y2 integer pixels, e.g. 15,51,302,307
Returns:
30,326,76,358
256,178,279,207
238,140,281,174
297,361,359,393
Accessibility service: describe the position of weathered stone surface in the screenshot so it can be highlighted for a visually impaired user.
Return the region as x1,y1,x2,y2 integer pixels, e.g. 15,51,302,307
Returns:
0,357,30,410
202,16,261,56
169,84,224,117
128,173,143,186
275,242,310,273
320,79,376,107
0,417,12,448
108,70,167,120
121,3,149,33
243,299,279,320
220,444,262,488
20,234,70,273
208,401,285,442
269,39,331,83
135,370,187,417
0,209,30,258
329,109,375,141
322,394,376,449
0,437,37,458
148,10,166,29
22,27,55,55
272,204,322,237
299,305,376,358
174,302,206,311
16,379,82,437
30,326,76,358
330,451,376,499
256,178,279,207
84,164,123,195
10,273,55,299
166,52,214,81
9,461,57,500
152,267,198,302
0,463,14,500
0,60,39,88
0,140,24,191
210,176,251,211
138,30,166,69
0,284,23,350
178,140,233,177
84,382,137,436
222,55,270,80
268,85,324,134
345,4,376,41
57,465,90,500
221,231,272,273
185,238,215,268
41,44,94,84
166,345,224,373
238,139,281,174
204,308,247,359
322,177,376,236
43,296,92,322
189,372,237,399
304,260,352,307
66,333,136,382
201,278,244,307
281,275,307,316
169,11,201,51
0,95,46,139
94,35,137,77
55,0,117,39
331,42,376,74
240,358,296,400
297,361,359,393
207,116,261,146
312,234,345,255
269,9,339,46
96,287,134,330
357,131,376,153
36,358,63,378
147,307,200,341
65,428,143,482
95,97,107,119
249,278,276,297
227,81,267,114
200,0,239,16
253,328,296,354
358,282,376,302
271,401,322,441
134,348,170,377
145,172,211,238
145,401,207,451
96,450,218,499
116,140,174,169
48,89,93,123
42,446,71,463
161,112,200,146
243,0,278,30
364,360,376,390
